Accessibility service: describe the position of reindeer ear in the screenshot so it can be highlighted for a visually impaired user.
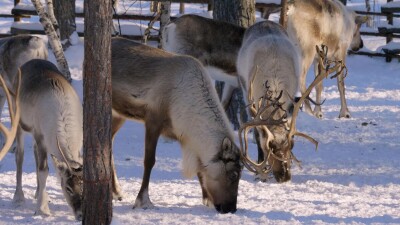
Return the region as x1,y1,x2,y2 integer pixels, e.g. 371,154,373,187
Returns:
51,154,69,174
222,137,232,152
355,15,369,25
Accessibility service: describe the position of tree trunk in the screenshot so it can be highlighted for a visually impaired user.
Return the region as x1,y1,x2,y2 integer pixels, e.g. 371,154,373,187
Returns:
213,0,255,129
31,0,71,82
158,1,171,48
46,0,60,37
53,0,76,48
213,0,255,27
83,0,113,224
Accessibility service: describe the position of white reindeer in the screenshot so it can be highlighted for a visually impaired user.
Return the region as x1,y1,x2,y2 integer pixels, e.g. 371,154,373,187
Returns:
286,0,368,118
236,20,303,182
0,59,83,220
111,37,242,213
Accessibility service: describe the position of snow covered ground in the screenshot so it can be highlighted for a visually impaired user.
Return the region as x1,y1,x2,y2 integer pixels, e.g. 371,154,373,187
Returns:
0,0,399,224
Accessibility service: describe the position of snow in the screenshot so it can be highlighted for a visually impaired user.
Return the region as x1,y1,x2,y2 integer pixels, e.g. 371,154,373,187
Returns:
1,0,400,224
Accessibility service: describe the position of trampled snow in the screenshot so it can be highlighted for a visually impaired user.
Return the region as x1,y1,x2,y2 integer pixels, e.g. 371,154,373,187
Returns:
0,0,399,224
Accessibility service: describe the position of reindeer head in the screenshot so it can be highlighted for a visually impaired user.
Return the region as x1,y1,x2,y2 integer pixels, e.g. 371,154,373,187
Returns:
350,14,369,51
51,155,83,221
239,77,296,183
198,137,242,213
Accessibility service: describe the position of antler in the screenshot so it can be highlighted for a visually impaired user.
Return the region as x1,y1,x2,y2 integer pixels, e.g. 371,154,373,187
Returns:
0,70,22,161
238,45,346,178
287,45,347,152
56,137,82,176
238,66,288,179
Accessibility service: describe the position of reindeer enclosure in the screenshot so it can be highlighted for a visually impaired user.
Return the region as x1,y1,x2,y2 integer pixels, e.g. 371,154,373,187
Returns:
0,0,399,224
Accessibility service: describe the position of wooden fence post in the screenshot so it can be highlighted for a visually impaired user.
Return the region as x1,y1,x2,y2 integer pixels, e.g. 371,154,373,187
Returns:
14,0,21,22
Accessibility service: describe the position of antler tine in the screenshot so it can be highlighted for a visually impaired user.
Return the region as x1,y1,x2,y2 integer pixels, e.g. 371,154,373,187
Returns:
56,136,82,176
0,70,22,161
238,122,270,175
288,45,338,149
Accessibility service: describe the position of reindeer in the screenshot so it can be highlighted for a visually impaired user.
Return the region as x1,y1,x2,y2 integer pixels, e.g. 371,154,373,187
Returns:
111,37,242,213
0,59,83,220
162,14,245,109
0,35,48,149
237,21,345,183
286,0,368,118
236,20,305,182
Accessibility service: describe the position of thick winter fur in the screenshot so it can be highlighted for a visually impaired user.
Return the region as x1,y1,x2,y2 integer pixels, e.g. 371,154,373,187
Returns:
13,59,83,220
162,14,245,108
237,21,301,182
0,35,48,149
111,37,241,213
286,0,366,118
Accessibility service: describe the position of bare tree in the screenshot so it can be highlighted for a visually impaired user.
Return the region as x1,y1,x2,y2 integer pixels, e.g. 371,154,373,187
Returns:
31,0,72,81
83,0,113,224
213,0,255,129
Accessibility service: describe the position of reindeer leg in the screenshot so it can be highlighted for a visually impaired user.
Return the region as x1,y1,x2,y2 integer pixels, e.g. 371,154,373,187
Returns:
220,83,235,110
133,122,161,209
254,128,264,164
111,115,126,201
13,127,25,205
337,59,351,118
313,61,324,118
299,50,316,116
33,135,51,216
33,142,39,199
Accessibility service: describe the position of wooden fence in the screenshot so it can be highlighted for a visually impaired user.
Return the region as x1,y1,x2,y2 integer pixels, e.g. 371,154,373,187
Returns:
1,0,399,61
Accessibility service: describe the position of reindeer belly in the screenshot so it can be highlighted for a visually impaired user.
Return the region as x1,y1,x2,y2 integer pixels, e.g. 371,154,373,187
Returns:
112,95,148,122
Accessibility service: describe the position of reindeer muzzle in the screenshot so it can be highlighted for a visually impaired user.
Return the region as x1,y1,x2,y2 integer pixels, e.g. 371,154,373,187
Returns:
215,201,237,214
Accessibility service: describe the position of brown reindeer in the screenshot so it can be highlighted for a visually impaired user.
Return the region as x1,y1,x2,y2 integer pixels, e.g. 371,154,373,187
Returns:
111,37,242,213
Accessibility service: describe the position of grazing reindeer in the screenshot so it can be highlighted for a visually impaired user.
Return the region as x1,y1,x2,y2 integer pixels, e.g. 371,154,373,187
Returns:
162,14,245,109
0,59,83,220
236,20,309,182
286,0,368,118
111,37,242,213
0,35,48,149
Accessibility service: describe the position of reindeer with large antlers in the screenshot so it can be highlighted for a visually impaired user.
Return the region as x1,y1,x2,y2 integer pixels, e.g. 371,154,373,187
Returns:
0,59,83,220
236,20,304,182
236,20,345,182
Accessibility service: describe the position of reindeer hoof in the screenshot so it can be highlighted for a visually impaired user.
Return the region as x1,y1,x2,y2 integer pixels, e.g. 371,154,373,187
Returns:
13,190,25,205
133,198,155,210
339,110,351,119
34,208,51,217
